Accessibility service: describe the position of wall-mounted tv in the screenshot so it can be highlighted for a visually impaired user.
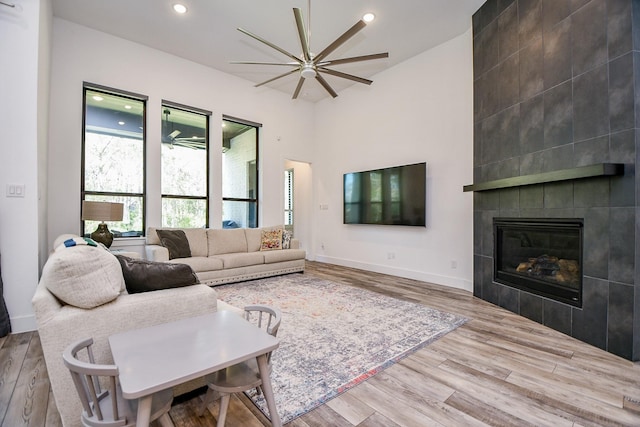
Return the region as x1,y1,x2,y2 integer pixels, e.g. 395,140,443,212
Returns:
343,162,426,226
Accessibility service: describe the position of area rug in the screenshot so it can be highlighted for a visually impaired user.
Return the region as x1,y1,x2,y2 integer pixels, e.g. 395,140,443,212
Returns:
214,274,467,424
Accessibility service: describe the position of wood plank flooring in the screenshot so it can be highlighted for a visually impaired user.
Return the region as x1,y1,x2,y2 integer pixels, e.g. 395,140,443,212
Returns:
2,261,640,426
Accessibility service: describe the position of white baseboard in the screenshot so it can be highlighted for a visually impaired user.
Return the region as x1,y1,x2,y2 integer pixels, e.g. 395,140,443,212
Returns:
314,255,473,292
9,314,37,333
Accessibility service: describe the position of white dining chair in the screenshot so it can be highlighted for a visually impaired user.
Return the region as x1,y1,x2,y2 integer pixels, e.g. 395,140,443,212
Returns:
198,305,282,426
63,337,174,427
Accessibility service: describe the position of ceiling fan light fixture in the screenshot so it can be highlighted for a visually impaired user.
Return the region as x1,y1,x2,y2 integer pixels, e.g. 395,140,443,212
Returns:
300,64,317,79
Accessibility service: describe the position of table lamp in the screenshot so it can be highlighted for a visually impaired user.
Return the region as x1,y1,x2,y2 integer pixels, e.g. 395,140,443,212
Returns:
81,201,124,248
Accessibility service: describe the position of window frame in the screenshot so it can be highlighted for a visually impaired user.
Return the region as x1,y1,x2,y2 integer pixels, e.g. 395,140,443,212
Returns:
284,168,294,232
160,100,212,228
222,115,261,228
81,82,148,238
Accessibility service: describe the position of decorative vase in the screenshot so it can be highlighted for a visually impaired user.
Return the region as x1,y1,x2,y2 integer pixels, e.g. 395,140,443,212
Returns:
91,223,114,248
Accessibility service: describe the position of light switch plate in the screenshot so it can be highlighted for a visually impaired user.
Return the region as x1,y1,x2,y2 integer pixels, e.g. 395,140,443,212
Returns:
6,184,26,198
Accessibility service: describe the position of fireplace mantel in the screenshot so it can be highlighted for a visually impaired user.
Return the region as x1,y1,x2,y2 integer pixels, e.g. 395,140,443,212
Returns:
463,163,624,192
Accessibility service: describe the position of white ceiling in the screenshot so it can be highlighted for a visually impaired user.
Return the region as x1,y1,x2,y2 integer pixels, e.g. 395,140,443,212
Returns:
52,0,485,102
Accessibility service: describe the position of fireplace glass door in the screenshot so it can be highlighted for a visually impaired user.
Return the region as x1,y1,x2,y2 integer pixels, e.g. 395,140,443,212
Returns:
494,218,583,307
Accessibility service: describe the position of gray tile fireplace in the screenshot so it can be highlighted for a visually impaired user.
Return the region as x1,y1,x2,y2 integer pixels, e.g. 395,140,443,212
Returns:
471,0,639,360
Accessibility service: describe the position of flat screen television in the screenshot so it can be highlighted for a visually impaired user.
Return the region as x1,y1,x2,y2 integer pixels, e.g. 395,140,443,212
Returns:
343,162,426,226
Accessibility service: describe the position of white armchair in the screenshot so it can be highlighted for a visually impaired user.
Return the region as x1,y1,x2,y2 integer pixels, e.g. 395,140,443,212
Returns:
32,236,238,427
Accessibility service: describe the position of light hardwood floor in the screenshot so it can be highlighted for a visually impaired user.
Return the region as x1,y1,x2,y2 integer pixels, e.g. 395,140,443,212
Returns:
2,261,640,426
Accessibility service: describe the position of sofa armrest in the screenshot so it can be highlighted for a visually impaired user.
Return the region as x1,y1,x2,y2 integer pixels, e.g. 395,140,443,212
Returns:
36,283,219,426
146,244,169,261
291,238,300,249
32,277,64,326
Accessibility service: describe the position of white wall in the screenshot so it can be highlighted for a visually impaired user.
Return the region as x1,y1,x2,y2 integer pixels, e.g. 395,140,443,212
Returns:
0,0,51,332
313,28,474,291
48,18,316,252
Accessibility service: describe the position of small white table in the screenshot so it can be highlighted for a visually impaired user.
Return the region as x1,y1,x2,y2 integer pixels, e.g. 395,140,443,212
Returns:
109,311,281,427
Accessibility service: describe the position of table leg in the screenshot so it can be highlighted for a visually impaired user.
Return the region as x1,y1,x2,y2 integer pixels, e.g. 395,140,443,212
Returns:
256,354,281,427
136,395,153,427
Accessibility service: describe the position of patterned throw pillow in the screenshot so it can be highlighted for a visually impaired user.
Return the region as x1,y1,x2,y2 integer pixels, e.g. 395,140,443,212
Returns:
260,228,283,251
282,229,292,249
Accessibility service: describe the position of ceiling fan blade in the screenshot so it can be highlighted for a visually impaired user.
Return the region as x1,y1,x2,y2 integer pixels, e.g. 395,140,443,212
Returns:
313,20,367,63
292,77,305,99
319,52,389,66
293,8,311,62
175,136,205,142
318,67,372,85
175,141,205,149
254,68,300,87
230,61,300,66
315,73,338,98
238,27,303,64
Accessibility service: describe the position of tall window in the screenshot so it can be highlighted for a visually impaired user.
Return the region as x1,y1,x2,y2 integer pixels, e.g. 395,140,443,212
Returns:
82,84,146,238
161,102,210,228
222,116,260,228
284,169,294,234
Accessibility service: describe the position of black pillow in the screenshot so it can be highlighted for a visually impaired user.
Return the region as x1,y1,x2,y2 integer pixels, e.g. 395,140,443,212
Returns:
156,229,191,260
115,255,199,294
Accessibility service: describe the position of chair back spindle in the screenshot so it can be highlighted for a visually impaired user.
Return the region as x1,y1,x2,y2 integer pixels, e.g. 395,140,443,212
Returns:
63,337,173,427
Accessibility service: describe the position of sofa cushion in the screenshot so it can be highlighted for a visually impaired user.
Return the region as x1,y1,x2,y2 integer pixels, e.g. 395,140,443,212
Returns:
244,227,262,252
263,249,306,264
156,229,191,260
211,252,265,269
208,229,248,255
260,227,283,251
148,227,208,257
116,255,199,294
168,256,224,273
42,245,124,309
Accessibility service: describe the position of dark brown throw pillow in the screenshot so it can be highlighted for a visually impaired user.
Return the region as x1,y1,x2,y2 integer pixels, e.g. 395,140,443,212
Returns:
156,229,191,260
115,255,199,294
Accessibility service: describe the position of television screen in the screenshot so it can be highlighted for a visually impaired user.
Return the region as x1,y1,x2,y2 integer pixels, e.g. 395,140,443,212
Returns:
343,162,426,226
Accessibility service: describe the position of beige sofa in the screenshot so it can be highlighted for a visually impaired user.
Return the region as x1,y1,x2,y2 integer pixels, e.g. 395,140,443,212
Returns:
33,235,239,427
145,226,306,286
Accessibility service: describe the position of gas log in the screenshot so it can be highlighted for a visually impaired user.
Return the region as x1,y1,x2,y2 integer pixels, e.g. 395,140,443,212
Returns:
516,254,579,285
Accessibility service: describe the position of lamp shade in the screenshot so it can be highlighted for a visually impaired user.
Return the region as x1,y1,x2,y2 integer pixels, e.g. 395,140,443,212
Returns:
82,201,124,222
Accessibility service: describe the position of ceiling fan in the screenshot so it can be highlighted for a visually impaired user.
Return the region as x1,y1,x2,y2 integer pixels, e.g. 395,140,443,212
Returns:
162,109,206,150
233,2,389,99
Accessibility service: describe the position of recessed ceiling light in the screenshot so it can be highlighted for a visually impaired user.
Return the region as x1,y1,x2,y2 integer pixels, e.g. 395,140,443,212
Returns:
118,121,125,126
173,3,187,14
363,13,375,23
92,95,103,101
124,105,132,110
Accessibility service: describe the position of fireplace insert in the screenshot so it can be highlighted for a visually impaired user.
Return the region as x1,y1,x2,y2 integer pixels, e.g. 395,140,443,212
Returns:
494,218,583,307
